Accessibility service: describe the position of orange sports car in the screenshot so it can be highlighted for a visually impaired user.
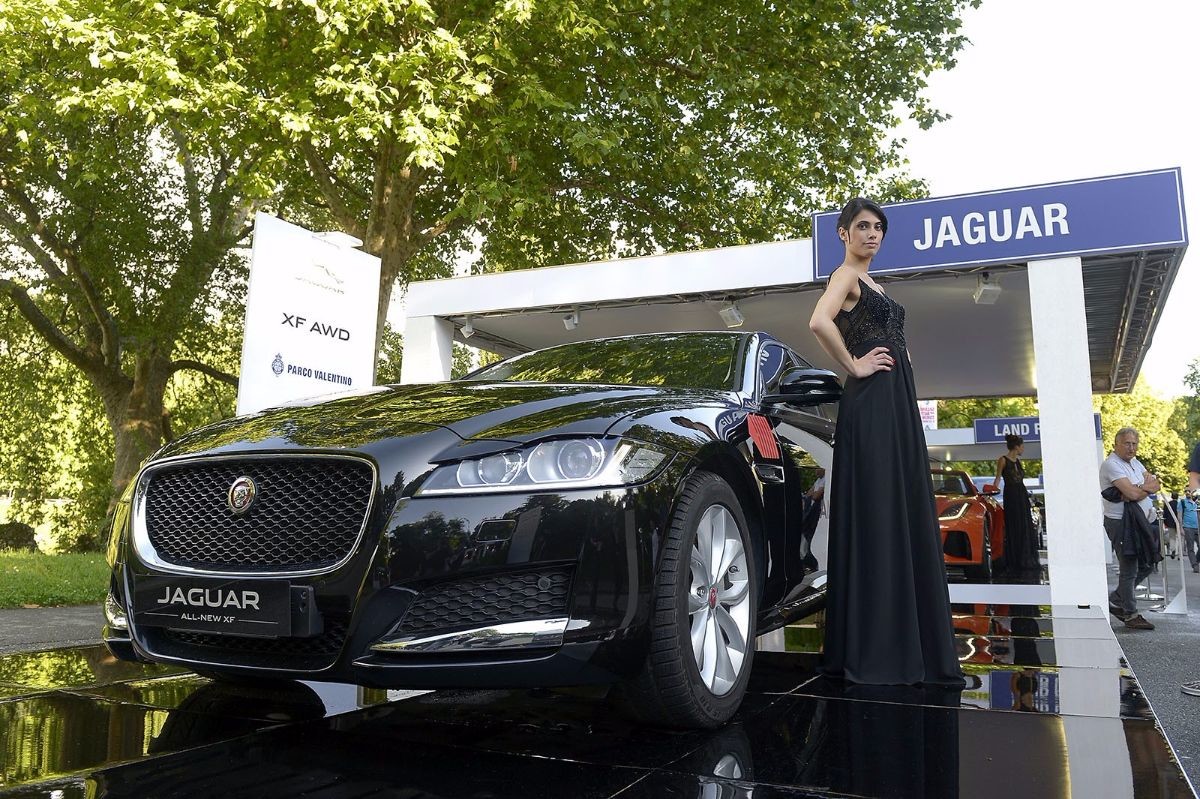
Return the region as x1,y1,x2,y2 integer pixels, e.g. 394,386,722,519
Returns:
932,467,1006,579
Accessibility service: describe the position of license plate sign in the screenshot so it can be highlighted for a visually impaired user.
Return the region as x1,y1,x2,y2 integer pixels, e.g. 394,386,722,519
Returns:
133,577,292,638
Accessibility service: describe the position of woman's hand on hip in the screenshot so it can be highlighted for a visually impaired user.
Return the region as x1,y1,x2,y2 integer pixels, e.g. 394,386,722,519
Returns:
850,346,894,378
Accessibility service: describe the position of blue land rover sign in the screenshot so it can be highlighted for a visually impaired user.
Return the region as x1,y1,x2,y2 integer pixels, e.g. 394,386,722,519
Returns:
973,414,1102,444
812,168,1187,279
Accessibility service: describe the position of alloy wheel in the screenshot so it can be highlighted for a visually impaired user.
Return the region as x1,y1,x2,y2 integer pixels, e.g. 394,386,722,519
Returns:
687,505,752,696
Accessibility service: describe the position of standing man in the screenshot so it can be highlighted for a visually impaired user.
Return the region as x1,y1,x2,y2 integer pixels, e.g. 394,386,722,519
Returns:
1182,443,1200,698
1163,491,1180,558
1100,426,1159,631
1181,492,1199,574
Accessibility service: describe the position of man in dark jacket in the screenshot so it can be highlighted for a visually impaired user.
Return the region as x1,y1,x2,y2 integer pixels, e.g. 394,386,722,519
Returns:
1099,427,1160,630
1183,443,1200,697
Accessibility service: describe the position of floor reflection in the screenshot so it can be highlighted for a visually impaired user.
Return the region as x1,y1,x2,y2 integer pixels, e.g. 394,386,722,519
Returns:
946,559,1049,586
0,645,184,691
0,603,1190,798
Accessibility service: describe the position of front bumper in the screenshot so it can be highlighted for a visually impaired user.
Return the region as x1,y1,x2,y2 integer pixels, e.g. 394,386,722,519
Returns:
107,464,684,688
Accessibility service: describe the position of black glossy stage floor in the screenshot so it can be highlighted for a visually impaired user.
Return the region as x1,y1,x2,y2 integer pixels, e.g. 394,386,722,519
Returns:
0,604,1193,798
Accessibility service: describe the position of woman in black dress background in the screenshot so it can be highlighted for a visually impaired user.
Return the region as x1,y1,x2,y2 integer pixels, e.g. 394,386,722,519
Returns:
994,434,1040,574
807,197,963,686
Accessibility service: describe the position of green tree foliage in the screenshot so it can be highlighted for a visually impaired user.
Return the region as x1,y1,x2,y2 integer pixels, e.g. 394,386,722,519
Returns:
0,303,239,551
2,0,978,528
58,0,979,342
937,397,1039,431
0,308,112,551
1168,358,1200,460
0,1,276,528
1094,378,1187,491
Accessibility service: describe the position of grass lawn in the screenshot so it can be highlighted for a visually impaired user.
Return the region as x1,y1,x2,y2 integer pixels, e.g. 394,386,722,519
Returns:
0,550,109,608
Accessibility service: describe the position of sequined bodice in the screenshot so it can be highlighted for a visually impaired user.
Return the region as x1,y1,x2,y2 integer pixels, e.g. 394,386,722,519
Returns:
835,277,906,352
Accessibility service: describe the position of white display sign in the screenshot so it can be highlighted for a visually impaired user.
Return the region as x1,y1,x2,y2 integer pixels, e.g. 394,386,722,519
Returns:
918,400,938,430
236,213,381,415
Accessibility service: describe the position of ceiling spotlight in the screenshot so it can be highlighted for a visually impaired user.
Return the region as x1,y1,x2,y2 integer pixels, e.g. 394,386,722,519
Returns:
718,302,745,328
973,272,1002,305
563,310,580,331
461,317,475,339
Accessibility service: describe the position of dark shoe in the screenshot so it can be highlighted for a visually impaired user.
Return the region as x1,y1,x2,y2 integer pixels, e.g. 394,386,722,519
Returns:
1124,614,1155,631
1109,603,1129,621
1193,564,1199,573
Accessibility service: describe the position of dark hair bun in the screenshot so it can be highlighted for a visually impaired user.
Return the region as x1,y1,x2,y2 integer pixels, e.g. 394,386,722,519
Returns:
1005,434,1023,449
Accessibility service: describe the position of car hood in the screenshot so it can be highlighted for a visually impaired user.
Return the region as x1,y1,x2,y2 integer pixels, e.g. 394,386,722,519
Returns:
157,381,736,459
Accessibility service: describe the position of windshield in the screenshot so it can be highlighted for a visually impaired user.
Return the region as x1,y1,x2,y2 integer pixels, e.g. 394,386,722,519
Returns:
463,333,743,390
931,472,973,496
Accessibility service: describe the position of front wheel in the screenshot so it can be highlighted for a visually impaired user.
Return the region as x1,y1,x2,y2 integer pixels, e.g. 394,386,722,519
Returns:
968,516,994,582
621,471,757,729
981,516,994,581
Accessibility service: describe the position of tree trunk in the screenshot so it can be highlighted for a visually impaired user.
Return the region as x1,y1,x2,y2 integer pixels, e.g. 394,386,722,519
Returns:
97,351,173,515
373,243,418,358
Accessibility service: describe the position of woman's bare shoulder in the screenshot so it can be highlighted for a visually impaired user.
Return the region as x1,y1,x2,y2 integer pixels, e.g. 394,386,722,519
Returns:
827,265,859,284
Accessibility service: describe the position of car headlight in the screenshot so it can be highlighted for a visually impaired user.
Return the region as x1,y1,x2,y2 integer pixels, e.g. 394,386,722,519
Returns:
417,437,672,495
939,502,970,521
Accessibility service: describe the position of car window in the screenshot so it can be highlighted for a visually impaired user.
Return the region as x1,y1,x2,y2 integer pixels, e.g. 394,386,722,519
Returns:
758,344,789,395
463,333,742,390
931,473,971,495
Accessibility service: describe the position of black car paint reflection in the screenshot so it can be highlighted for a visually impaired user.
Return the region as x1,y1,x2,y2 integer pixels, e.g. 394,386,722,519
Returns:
104,332,837,725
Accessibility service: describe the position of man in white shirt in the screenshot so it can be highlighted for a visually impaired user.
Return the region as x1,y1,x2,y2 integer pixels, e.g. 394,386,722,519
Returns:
1183,442,1200,697
1099,426,1160,630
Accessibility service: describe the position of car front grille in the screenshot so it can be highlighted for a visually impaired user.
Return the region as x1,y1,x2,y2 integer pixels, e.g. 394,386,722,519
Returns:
143,456,374,572
395,568,573,636
146,614,351,671
164,619,349,657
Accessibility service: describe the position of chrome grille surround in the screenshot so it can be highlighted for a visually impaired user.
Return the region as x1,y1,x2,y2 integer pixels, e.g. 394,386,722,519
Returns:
131,453,378,578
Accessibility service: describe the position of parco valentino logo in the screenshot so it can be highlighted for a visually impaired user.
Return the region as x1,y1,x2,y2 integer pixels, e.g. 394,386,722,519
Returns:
271,354,284,376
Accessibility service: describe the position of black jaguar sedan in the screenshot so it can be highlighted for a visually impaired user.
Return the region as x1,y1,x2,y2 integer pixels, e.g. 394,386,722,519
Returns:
103,331,840,728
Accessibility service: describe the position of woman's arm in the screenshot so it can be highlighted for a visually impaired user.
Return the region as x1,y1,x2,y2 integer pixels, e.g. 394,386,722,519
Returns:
994,456,1005,489
808,269,894,378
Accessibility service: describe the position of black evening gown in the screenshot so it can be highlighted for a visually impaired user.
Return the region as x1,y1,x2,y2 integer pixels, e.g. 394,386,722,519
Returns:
822,275,964,686
1001,456,1040,571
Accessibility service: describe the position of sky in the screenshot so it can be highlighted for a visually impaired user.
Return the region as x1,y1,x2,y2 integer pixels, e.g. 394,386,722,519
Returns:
894,0,1199,398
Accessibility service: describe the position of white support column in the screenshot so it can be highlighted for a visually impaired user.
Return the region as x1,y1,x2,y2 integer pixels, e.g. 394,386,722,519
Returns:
399,315,454,384
1028,256,1108,608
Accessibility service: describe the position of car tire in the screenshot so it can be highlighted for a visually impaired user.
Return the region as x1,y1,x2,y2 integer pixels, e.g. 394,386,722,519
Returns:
966,516,994,582
621,470,757,729
981,516,994,581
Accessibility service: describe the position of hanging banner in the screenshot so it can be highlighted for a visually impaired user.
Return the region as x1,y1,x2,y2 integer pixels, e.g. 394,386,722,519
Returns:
917,400,938,430
236,213,381,415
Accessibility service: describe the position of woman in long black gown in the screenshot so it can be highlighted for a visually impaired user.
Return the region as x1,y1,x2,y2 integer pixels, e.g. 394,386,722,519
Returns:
807,197,963,686
993,434,1040,573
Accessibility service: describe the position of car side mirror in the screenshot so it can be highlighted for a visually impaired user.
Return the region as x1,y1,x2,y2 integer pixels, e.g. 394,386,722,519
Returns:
981,483,1001,496
761,368,842,407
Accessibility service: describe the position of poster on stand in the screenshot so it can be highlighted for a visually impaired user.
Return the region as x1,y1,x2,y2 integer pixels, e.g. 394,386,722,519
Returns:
236,213,381,416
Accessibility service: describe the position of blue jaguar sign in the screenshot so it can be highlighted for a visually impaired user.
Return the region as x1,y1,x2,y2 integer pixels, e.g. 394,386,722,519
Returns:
812,168,1187,279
